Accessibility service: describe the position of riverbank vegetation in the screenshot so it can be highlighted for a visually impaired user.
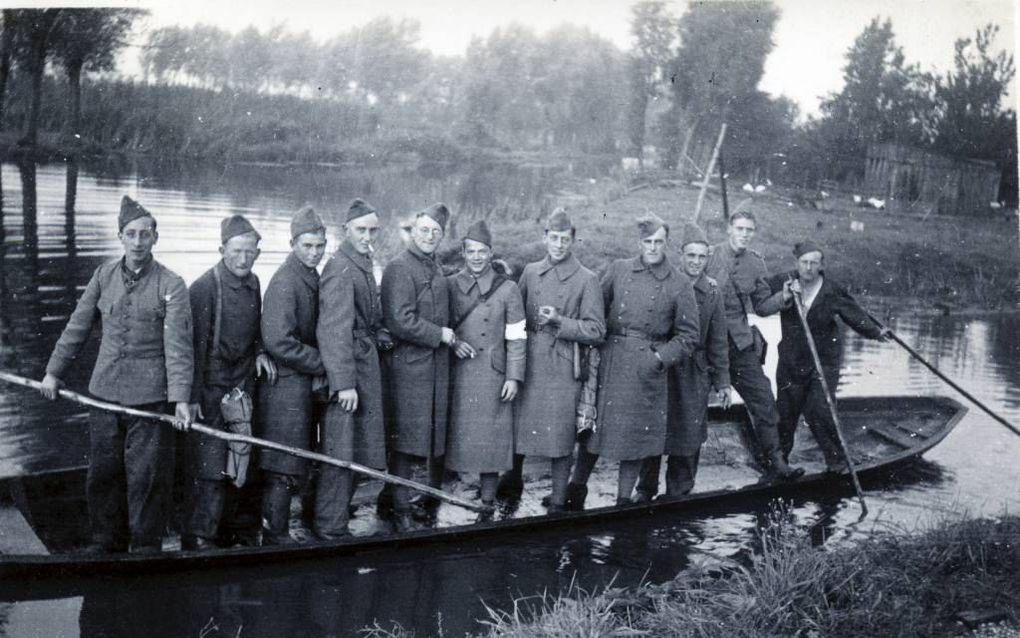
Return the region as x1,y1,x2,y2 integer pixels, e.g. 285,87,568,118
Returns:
365,516,1020,637
0,5,1016,206
462,174,1019,310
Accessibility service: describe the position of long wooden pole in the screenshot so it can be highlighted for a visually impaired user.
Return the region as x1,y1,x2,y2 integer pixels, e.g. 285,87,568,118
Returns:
693,121,727,226
792,294,869,519
864,313,1020,437
0,371,491,514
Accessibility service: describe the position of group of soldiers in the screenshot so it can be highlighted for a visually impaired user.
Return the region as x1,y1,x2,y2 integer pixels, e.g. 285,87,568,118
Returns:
39,194,886,554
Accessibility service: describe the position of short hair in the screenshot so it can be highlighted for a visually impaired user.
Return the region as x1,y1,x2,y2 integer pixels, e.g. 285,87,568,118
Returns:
728,210,757,226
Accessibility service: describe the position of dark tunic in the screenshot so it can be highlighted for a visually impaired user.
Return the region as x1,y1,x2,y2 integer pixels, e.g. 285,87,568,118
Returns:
586,257,700,461
187,261,262,480
258,252,325,476
316,240,387,469
514,254,606,458
665,271,730,456
445,267,527,474
705,242,775,350
381,243,451,458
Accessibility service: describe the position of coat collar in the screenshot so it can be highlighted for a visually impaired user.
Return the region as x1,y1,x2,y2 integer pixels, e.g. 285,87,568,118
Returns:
285,252,319,290
407,242,438,270
455,265,496,295
216,260,258,290
785,270,832,312
692,271,714,293
338,239,374,274
629,255,672,281
537,253,580,281
119,254,154,283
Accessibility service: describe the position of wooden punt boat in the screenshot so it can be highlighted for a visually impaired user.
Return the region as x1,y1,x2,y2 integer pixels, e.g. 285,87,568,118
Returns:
0,395,966,583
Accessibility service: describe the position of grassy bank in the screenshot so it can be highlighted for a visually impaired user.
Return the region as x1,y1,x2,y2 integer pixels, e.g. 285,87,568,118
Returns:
466,175,1019,310
365,516,1020,637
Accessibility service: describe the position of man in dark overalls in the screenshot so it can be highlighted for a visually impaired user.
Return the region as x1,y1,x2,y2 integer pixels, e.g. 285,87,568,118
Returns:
183,215,277,550
40,196,194,553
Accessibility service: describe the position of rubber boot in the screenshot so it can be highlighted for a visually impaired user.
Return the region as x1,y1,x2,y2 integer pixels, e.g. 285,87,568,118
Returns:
563,483,588,511
261,475,294,546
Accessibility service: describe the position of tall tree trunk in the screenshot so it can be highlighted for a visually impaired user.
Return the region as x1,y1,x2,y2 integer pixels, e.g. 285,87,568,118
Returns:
19,9,60,147
65,59,82,142
0,10,16,133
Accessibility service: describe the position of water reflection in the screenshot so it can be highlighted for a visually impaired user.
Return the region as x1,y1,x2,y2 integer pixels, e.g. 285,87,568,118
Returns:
0,160,1018,637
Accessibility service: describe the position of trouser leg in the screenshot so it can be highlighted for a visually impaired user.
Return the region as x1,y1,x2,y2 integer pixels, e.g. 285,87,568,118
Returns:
123,405,173,552
479,473,498,504
665,451,700,496
729,347,782,455
803,376,845,468
314,466,354,536
186,478,226,541
496,454,526,501
87,409,129,551
616,460,641,503
776,376,808,460
569,447,599,487
390,452,414,513
261,471,296,544
636,456,662,499
219,478,262,544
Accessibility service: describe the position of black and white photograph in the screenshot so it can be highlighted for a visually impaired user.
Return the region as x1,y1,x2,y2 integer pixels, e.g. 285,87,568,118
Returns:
0,0,1017,635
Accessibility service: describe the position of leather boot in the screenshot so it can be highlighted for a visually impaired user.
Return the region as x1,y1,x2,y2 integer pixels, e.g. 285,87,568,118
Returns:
261,475,294,546
495,473,524,502
768,450,805,481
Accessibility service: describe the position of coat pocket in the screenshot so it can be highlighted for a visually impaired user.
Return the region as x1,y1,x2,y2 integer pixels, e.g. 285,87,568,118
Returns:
400,343,432,364
490,347,506,375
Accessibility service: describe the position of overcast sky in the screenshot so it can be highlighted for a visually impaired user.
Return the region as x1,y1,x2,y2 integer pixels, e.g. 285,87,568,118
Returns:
42,0,1019,116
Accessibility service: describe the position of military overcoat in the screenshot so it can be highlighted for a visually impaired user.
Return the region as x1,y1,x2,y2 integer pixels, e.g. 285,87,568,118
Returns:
514,254,605,458
445,267,527,474
665,271,730,456
258,252,326,476
45,257,193,406
381,243,451,458
316,240,387,469
586,257,699,461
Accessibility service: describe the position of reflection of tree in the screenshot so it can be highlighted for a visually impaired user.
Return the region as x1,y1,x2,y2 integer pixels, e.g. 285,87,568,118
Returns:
987,314,1020,411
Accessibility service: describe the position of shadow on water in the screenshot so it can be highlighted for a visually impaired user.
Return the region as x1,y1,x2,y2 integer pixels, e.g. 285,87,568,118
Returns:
0,159,1018,637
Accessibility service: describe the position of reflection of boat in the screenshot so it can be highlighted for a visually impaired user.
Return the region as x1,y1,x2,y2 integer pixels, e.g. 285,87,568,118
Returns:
0,395,965,582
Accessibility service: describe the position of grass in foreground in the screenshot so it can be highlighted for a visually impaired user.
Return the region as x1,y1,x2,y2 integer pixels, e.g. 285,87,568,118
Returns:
361,516,1020,637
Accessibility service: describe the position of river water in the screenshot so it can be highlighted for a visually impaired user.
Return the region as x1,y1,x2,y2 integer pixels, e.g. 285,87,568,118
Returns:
0,159,1017,637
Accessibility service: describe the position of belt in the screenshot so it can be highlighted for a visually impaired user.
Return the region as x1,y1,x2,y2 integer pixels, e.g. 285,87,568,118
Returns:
608,328,660,341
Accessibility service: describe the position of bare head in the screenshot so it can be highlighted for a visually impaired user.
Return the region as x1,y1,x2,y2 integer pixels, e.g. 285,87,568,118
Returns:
727,211,757,252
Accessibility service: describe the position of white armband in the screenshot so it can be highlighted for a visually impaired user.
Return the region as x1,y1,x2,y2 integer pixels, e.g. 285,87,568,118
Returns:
505,320,527,340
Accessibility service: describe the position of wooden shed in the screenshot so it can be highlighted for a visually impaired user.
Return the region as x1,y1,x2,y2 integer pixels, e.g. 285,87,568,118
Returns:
864,143,1001,216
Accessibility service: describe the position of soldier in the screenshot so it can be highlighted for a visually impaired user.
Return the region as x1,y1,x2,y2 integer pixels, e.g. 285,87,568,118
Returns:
705,211,803,480
181,215,277,550
445,220,527,520
767,241,887,471
498,209,606,512
565,214,700,507
314,199,389,539
258,206,328,545
636,223,730,500
381,203,455,532
40,196,194,554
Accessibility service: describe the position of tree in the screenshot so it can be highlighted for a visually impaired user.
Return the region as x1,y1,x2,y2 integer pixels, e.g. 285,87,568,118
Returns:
817,17,931,165
0,10,18,132
11,8,62,146
625,1,676,160
50,8,146,141
660,1,780,169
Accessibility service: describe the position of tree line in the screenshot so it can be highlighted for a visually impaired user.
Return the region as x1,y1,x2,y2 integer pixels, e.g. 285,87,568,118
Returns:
0,5,1014,202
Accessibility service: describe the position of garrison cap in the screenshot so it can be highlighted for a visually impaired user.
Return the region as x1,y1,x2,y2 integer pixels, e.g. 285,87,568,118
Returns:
291,206,325,239
636,213,668,238
679,222,709,249
463,219,493,247
221,214,261,244
118,195,154,232
793,240,824,258
345,198,377,224
545,208,573,232
419,203,450,230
